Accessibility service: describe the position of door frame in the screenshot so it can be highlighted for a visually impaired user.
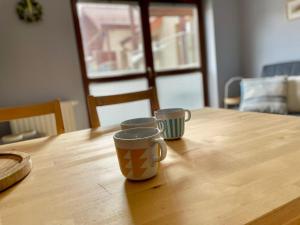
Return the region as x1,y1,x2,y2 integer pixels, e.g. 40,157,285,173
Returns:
70,0,209,125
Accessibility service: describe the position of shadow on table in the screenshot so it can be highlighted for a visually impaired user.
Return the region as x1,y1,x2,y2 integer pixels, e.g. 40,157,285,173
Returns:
123,177,185,225
88,126,120,140
0,136,57,154
165,137,205,158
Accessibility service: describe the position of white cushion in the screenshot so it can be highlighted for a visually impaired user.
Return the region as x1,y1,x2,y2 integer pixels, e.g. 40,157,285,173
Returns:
239,76,288,114
287,76,300,112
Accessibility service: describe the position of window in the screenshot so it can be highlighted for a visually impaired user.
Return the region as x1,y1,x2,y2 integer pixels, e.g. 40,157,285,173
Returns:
76,2,145,78
71,0,207,126
149,4,200,71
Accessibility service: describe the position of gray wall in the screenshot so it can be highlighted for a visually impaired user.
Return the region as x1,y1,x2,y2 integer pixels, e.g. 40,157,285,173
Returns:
240,0,300,76
0,0,89,130
208,0,241,104
0,0,253,130
204,0,220,107
209,0,300,100
202,0,242,107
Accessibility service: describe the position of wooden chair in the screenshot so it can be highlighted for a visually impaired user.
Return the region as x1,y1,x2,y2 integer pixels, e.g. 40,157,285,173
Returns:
87,87,160,128
0,100,65,134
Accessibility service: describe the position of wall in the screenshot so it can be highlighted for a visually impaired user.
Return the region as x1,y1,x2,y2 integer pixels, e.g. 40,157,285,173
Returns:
0,0,242,133
0,0,89,130
203,0,241,105
240,0,300,76
207,0,300,101
213,0,241,102
203,0,219,107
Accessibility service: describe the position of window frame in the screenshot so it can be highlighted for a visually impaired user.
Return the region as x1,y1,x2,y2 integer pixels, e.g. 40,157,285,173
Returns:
70,0,208,122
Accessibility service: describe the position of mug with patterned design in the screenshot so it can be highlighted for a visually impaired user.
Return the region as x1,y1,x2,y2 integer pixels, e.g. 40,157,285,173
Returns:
155,108,191,140
113,127,167,181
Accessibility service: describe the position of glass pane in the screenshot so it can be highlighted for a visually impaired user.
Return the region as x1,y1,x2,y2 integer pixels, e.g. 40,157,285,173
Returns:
77,2,145,78
149,4,200,71
89,79,151,127
156,73,204,109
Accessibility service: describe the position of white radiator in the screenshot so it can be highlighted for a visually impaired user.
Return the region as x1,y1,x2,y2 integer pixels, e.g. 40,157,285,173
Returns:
9,101,78,136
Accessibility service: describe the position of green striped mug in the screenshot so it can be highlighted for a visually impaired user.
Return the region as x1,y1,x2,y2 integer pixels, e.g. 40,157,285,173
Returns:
155,108,191,140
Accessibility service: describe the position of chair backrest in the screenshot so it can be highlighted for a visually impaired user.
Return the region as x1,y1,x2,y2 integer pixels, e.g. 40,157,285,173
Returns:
0,100,65,134
87,87,160,128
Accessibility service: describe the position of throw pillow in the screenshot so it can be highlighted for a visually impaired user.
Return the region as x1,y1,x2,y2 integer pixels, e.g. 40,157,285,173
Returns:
239,76,288,114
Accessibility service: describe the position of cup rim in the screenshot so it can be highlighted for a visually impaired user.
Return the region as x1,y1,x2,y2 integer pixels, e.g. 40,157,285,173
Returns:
155,108,184,115
155,108,185,120
113,127,160,141
121,117,156,126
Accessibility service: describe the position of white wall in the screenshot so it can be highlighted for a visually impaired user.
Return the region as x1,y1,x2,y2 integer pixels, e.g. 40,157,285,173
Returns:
0,0,89,130
240,0,300,76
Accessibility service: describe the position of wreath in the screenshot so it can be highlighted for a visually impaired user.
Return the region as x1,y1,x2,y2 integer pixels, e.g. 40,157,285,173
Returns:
16,0,42,23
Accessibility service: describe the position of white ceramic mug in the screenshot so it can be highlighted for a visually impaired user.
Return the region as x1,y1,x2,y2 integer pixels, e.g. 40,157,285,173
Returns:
155,108,191,140
113,127,167,181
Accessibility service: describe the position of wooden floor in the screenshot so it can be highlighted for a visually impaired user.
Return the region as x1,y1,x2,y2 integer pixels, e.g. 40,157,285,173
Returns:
1,108,300,224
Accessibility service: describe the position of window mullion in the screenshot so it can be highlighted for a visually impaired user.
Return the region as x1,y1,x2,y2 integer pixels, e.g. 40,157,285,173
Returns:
139,0,156,87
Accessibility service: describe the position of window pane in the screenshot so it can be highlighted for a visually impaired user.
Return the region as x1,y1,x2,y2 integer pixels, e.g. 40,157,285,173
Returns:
150,4,200,71
89,79,151,127
156,73,204,109
77,2,145,78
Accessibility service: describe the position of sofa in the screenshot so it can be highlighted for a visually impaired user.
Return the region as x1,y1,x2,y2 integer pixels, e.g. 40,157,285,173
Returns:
262,61,300,77
225,61,300,115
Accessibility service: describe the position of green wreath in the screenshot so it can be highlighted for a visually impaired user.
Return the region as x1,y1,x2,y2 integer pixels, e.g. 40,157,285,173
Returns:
16,0,42,23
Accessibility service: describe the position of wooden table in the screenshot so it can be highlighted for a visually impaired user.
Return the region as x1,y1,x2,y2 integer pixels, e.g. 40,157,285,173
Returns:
1,108,300,225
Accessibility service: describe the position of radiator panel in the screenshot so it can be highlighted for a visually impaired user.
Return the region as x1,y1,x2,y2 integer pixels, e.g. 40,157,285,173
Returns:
9,101,78,136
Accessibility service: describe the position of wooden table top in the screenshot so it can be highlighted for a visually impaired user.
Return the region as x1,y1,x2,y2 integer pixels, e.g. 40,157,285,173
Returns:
1,108,300,225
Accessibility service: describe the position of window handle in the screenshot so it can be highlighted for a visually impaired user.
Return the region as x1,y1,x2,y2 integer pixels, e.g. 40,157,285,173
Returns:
147,67,154,78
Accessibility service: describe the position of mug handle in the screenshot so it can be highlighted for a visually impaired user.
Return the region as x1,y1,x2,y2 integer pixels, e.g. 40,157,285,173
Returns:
155,119,167,134
153,138,167,162
184,110,192,122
